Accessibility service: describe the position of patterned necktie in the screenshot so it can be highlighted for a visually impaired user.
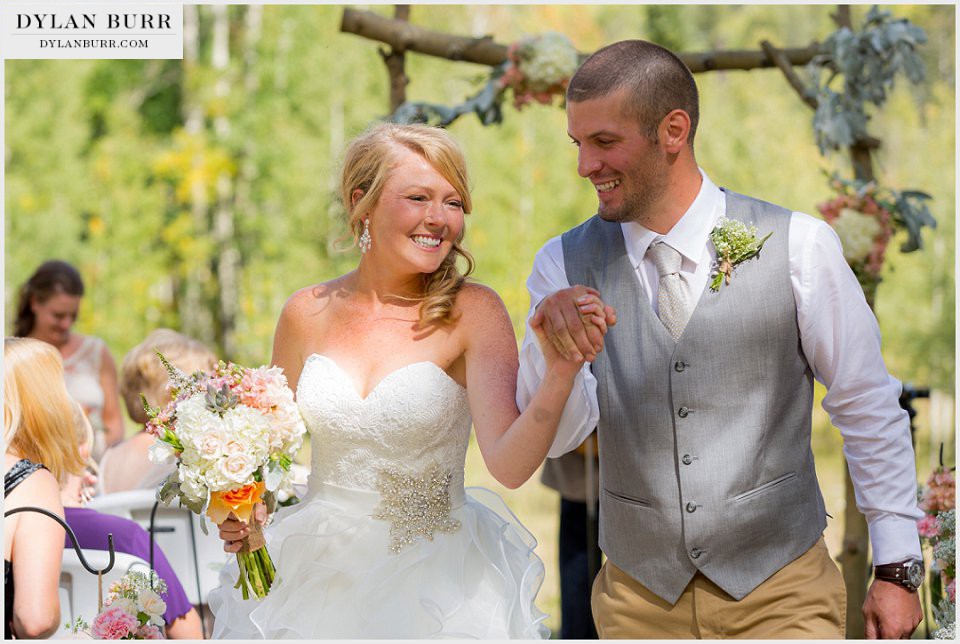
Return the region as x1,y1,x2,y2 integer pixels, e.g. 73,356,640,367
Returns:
647,241,692,341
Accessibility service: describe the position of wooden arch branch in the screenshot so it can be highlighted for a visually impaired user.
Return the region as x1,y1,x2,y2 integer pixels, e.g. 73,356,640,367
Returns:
341,8,823,74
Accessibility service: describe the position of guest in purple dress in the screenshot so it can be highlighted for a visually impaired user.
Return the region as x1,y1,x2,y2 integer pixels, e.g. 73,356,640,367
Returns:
61,402,203,639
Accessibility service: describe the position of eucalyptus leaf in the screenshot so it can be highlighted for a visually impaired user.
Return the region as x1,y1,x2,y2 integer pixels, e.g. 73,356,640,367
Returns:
180,493,205,516
157,473,180,505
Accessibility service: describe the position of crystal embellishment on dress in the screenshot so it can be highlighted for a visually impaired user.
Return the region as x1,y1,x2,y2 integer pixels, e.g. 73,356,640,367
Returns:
373,464,462,553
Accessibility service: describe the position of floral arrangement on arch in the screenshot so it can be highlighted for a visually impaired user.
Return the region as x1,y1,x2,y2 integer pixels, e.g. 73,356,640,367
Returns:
816,174,935,302
66,570,167,639
917,463,955,639
497,32,580,110
817,177,894,293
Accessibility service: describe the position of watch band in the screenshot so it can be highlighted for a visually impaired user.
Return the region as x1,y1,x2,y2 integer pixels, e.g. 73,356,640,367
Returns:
874,559,924,591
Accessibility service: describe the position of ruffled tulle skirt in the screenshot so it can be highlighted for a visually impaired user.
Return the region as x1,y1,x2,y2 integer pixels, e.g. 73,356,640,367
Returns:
208,481,549,639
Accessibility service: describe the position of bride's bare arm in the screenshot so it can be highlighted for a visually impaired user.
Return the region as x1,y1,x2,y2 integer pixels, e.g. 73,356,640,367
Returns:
462,284,593,489
271,289,315,394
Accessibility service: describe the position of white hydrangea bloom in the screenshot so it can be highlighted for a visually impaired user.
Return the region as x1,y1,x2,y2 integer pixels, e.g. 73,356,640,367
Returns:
831,208,881,263
518,32,579,91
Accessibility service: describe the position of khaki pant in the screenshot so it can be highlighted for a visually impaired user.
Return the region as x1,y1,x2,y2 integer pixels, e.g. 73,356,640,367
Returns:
592,538,846,639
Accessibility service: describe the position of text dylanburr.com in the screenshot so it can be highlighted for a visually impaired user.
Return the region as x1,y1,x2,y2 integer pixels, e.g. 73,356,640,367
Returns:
1,3,183,59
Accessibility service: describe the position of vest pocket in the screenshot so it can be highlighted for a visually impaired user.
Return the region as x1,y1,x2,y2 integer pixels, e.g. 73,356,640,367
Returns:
733,472,797,502
603,488,652,508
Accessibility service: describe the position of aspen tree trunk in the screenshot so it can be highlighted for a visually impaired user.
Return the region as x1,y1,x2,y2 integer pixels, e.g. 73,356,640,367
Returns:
181,4,215,344
211,4,239,358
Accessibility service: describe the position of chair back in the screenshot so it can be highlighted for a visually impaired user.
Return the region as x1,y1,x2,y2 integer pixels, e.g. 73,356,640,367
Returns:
87,489,228,606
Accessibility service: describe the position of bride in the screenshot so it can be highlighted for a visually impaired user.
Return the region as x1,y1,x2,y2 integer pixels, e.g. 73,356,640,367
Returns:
207,123,612,639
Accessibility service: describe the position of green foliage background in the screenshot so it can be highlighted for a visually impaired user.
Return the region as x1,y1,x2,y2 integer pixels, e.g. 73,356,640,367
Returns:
5,5,955,633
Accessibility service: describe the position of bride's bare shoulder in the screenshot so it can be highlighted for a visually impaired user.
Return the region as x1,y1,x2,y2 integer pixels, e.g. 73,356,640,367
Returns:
282,275,352,321
453,282,511,330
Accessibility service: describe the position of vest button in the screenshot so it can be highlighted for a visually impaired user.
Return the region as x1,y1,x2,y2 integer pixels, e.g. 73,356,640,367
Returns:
681,454,693,465
675,361,686,372
678,406,689,418
690,548,702,559
686,502,697,513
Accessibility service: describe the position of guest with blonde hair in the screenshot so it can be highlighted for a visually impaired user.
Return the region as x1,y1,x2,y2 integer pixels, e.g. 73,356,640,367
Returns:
100,328,217,494
4,337,86,639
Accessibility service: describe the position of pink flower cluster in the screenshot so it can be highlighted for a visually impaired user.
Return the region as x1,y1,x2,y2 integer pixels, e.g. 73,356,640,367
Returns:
91,606,139,639
498,59,567,110
817,188,893,283
146,360,290,440
235,366,288,412
497,38,572,111
919,514,940,538
921,468,957,515
135,624,164,639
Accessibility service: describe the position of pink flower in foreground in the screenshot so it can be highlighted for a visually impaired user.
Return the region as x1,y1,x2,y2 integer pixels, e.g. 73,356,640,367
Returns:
918,514,939,538
947,579,956,603
135,623,165,639
90,606,138,639
921,468,957,514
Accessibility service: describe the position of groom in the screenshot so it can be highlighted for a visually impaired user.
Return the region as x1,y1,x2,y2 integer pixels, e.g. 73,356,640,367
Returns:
518,40,924,638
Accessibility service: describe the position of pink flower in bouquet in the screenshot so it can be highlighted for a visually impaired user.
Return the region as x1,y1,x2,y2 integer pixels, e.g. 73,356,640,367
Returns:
91,606,138,639
236,367,287,411
919,514,940,538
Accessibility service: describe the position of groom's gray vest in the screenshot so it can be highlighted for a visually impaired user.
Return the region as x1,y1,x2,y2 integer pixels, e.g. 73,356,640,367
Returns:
562,190,826,605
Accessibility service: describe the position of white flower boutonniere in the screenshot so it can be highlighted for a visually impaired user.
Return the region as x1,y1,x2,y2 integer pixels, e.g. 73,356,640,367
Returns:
709,218,772,291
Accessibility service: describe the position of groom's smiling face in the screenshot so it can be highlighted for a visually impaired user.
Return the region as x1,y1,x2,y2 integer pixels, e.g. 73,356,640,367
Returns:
567,89,669,225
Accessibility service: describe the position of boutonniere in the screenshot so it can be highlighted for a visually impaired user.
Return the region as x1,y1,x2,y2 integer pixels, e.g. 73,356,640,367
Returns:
709,217,772,291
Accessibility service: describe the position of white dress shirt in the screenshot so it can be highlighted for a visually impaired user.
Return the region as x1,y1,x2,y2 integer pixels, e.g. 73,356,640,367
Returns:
517,170,922,565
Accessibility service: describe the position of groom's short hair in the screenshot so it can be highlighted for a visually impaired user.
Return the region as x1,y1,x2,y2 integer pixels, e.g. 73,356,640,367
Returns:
567,40,699,145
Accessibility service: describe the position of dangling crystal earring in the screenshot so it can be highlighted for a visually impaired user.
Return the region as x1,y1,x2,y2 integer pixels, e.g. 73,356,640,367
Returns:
358,218,372,254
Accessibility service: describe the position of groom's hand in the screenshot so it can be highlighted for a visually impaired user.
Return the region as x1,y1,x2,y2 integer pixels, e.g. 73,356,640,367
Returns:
531,286,616,362
862,580,922,639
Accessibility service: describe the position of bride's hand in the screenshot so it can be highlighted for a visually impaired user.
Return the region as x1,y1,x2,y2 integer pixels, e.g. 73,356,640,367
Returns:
217,503,268,554
532,295,611,380
530,286,616,364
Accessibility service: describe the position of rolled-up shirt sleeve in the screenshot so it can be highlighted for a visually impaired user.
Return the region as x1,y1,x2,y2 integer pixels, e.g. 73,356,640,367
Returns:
517,236,600,458
791,213,923,564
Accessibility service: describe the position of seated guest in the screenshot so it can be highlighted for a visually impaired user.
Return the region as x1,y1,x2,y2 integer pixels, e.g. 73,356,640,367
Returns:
3,337,86,639
100,328,216,494
62,402,204,639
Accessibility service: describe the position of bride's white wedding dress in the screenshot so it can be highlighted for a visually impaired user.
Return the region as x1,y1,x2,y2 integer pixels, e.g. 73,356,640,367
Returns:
208,353,549,639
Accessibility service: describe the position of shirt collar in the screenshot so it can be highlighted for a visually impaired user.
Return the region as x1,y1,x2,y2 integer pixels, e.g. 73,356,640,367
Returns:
621,169,723,269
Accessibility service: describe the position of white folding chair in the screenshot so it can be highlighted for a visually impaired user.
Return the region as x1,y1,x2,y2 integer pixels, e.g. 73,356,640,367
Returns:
53,549,152,638
87,489,228,606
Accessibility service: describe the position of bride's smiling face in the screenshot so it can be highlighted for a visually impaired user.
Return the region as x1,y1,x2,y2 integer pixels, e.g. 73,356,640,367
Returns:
362,148,466,275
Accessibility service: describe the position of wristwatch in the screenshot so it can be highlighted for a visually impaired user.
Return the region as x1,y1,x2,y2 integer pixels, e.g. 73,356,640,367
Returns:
873,559,925,591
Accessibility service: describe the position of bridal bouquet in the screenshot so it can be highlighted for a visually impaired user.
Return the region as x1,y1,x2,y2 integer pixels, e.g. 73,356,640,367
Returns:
145,354,307,599
66,570,167,639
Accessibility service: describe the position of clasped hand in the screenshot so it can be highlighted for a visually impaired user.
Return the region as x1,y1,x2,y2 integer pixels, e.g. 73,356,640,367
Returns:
217,503,268,553
530,285,617,366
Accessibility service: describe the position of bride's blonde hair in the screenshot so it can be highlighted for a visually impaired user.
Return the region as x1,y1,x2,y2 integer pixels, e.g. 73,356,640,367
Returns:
340,123,475,326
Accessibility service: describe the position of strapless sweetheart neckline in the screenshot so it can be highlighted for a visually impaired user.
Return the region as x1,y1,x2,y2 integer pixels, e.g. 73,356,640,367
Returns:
302,352,465,402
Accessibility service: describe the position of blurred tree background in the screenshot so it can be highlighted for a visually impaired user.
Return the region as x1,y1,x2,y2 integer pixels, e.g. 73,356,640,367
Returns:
5,4,954,635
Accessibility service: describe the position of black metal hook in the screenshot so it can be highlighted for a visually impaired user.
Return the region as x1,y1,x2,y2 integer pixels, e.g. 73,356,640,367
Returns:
4,506,115,576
